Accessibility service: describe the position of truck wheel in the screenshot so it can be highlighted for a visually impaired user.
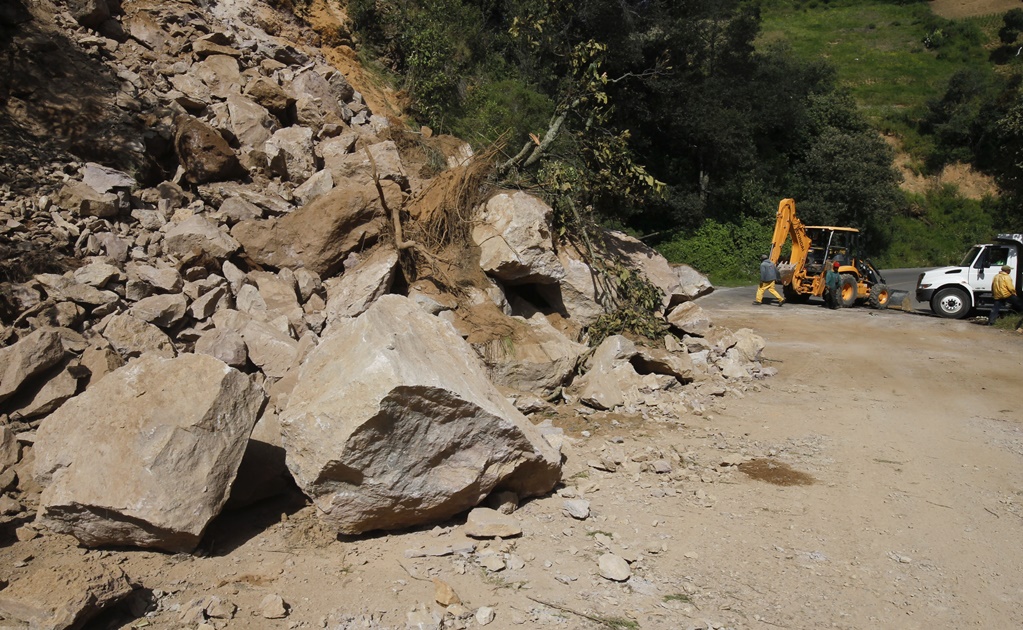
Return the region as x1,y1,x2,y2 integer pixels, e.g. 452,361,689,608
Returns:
930,287,971,319
869,284,890,309
839,274,857,308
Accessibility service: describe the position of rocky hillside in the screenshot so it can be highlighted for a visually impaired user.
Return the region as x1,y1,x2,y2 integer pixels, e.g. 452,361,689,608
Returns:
0,1,773,628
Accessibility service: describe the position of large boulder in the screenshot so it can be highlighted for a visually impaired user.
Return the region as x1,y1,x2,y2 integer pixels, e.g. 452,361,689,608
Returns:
472,192,564,285
604,231,713,308
34,354,265,552
473,312,586,398
232,181,396,277
280,295,562,535
174,116,243,184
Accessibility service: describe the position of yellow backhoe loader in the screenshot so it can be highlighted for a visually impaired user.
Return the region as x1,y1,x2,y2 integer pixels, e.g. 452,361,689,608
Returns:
768,198,890,308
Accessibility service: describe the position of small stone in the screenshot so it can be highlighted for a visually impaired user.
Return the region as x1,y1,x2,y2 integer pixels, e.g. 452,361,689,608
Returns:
464,508,522,539
479,554,506,572
563,499,590,520
15,525,39,542
476,606,496,625
259,593,288,619
432,578,461,606
598,553,631,582
204,595,236,619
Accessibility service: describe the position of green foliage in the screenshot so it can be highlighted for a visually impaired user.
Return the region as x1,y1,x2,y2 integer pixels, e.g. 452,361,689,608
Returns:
587,262,667,347
450,78,554,146
877,185,996,268
656,217,771,285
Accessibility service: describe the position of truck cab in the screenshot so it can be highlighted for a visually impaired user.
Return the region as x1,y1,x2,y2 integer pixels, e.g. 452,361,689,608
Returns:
916,234,1023,318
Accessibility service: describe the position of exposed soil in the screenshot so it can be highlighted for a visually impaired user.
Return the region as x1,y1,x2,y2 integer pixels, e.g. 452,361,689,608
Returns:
5,286,1023,629
929,0,1020,19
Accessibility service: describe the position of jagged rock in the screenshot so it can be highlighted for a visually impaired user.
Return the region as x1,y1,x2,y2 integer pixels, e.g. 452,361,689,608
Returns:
293,169,334,205
79,342,124,386
323,246,398,323
190,284,231,320
131,293,188,328
667,301,712,336
79,162,135,193
227,94,277,153
281,295,561,535
323,140,406,190
164,215,241,259
473,192,564,285
193,33,242,59
1,425,19,471
289,67,348,131
0,559,133,630
212,310,297,378
100,312,176,358
632,346,694,382
174,116,243,184
54,181,119,218
259,594,289,619
604,231,713,308
195,328,248,367
266,126,318,184
5,360,81,420
169,74,212,110
571,335,646,411
128,263,183,293
0,329,69,404
731,328,766,363
72,261,123,288
474,312,585,398
245,76,292,116
67,0,111,28
34,353,265,552
249,270,304,331
215,196,264,224
194,54,242,99
232,181,395,277
553,245,607,326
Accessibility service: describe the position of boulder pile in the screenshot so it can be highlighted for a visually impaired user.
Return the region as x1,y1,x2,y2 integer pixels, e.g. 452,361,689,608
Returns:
0,0,773,627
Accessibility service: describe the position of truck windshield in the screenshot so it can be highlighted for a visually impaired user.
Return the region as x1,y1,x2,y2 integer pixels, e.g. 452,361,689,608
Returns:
960,246,982,267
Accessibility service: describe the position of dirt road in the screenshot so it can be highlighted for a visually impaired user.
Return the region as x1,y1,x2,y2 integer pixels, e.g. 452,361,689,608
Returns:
4,288,1023,630
687,287,1023,628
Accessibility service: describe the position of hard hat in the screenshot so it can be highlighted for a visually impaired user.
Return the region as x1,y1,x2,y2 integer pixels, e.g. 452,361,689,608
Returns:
1002,264,1012,272
761,254,768,261
833,261,840,269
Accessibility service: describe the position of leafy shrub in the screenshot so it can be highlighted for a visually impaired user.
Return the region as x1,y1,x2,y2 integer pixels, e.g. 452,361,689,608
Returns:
656,216,772,285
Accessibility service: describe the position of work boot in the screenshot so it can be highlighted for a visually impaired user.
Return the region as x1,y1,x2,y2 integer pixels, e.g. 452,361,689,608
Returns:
777,300,785,307
752,301,760,306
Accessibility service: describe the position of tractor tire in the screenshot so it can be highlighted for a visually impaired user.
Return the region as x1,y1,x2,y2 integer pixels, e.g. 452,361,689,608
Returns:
930,286,971,319
838,274,858,308
869,283,890,310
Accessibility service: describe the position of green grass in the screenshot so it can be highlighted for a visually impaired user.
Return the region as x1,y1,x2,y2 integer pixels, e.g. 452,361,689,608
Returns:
759,2,1002,127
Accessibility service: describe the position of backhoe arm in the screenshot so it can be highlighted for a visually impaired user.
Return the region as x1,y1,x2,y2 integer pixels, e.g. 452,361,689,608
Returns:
769,198,810,269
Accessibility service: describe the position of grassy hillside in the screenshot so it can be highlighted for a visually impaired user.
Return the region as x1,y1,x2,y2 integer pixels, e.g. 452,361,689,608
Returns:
759,1,1002,127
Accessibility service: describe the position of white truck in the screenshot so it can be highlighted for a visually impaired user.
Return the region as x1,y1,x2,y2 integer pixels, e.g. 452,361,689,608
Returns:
916,233,1023,318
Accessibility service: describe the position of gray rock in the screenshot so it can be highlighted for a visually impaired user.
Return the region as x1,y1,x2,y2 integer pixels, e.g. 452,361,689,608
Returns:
667,301,713,337
54,181,119,218
473,192,564,285
280,295,561,535
323,246,398,323
34,353,264,552
80,162,135,193
131,293,188,328
164,215,240,260
100,312,176,359
598,553,631,581
194,328,248,367
266,126,318,184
